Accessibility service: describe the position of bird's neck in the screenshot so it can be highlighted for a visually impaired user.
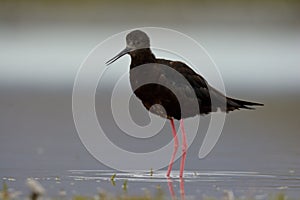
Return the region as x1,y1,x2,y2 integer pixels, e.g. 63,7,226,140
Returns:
129,48,156,69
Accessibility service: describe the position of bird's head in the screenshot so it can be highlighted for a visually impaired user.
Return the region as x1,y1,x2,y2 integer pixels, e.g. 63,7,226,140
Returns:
106,30,150,65
126,30,150,50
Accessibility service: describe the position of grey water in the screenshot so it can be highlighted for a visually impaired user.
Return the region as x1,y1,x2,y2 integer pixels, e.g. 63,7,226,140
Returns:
1,86,300,198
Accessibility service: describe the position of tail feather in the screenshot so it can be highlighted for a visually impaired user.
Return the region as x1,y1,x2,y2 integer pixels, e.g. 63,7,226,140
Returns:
227,97,263,111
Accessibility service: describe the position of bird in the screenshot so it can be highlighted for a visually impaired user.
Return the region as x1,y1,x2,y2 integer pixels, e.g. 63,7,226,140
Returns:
106,30,263,178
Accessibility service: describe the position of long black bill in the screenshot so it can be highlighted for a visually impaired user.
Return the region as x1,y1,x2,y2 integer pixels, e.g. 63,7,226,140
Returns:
106,47,130,65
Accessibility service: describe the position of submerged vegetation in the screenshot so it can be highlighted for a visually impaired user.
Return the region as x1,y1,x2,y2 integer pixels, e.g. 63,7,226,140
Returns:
0,180,298,200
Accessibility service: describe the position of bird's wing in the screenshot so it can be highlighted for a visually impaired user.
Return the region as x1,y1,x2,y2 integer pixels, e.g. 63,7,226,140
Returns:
156,59,263,113
156,60,211,93
156,59,229,113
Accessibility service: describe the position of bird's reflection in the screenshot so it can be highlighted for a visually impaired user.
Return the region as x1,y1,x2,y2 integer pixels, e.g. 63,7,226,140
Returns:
167,177,185,200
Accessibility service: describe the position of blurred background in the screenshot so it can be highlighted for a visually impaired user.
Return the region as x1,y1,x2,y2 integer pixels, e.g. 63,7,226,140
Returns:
0,0,300,197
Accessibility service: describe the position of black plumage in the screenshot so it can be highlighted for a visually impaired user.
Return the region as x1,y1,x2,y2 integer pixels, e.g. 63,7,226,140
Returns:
106,30,263,177
106,30,263,120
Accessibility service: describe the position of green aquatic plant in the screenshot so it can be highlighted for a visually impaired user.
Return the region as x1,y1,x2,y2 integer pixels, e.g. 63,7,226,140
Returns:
269,193,287,200
1,182,9,200
73,195,94,200
122,180,128,192
150,168,153,177
110,174,116,181
110,174,116,186
0,179,299,200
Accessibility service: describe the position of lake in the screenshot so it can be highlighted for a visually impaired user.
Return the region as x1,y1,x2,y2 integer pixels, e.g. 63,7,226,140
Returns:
1,86,299,198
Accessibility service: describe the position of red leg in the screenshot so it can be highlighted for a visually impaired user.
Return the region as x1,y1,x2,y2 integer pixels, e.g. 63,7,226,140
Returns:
179,119,187,178
179,177,186,200
167,177,177,200
166,118,178,177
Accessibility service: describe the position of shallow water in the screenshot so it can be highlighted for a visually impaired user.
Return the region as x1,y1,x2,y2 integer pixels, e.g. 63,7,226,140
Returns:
2,169,300,198
1,88,300,198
